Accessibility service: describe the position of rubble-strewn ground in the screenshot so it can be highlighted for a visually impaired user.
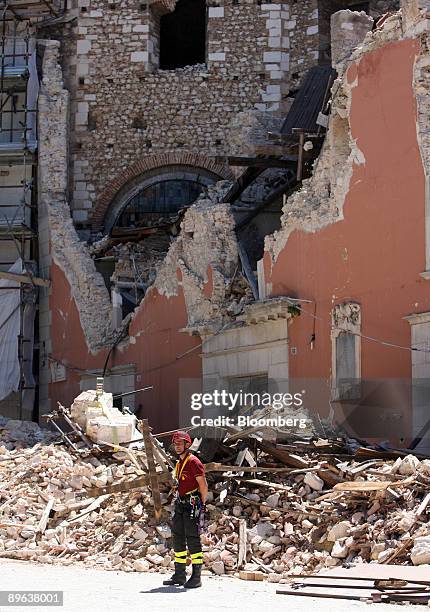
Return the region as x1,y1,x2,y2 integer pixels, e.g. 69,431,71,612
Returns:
2,416,430,587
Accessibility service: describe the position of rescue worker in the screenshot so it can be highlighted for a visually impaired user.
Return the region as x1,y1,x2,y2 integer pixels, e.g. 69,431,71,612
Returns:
163,430,208,588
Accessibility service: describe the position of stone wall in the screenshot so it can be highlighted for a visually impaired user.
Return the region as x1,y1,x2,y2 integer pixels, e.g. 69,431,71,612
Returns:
40,0,404,234
56,0,287,229
318,0,400,63
38,0,353,233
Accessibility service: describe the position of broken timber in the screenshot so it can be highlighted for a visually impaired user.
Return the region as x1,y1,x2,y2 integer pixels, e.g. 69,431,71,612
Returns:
141,419,162,522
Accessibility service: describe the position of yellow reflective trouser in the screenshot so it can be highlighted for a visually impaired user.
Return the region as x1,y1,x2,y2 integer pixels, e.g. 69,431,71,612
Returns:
174,551,187,564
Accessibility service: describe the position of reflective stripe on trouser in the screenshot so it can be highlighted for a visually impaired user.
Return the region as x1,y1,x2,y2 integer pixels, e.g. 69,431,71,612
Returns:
172,499,202,557
174,550,187,564
190,551,203,565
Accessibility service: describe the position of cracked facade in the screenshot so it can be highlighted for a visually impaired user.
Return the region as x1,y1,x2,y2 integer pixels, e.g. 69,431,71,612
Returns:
5,0,430,445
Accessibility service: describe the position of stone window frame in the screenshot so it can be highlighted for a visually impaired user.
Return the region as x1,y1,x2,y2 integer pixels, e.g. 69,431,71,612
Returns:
331,301,361,401
404,311,430,443
420,176,430,280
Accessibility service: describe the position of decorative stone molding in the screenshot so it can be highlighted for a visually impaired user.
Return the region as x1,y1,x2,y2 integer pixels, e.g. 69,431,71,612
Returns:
331,302,361,400
332,301,361,336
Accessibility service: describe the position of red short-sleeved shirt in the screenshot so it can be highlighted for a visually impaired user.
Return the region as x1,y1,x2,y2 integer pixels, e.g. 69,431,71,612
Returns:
176,453,205,496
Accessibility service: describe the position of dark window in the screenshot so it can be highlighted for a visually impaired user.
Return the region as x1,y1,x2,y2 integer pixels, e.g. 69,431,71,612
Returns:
116,179,204,227
229,374,269,414
336,332,356,382
348,2,369,11
333,332,361,400
159,0,206,70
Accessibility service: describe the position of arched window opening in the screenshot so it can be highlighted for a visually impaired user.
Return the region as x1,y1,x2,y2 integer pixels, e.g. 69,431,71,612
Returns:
95,167,219,328
159,0,206,70
116,179,204,228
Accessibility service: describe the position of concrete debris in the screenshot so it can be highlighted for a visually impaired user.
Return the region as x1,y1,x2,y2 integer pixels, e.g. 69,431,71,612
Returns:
153,182,248,332
88,179,252,334
0,417,56,450
411,535,430,566
1,416,430,578
71,390,138,445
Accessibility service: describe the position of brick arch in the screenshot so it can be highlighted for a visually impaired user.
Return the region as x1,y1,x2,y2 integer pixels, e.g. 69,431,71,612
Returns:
91,152,234,232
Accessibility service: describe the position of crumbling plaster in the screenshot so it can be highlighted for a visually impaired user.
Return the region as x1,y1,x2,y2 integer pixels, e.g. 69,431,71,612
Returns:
265,7,406,263
402,0,430,274
152,182,240,333
38,41,116,354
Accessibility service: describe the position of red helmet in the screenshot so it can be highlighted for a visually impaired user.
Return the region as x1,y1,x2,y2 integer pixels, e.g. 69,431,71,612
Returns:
172,430,192,444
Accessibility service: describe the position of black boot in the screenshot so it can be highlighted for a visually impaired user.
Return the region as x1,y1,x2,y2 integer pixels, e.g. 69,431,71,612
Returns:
184,564,202,589
163,563,187,586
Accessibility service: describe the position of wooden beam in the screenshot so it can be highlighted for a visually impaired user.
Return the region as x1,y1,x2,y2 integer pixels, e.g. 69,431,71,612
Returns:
141,419,162,523
0,270,50,287
228,156,297,168
84,471,171,497
238,519,247,569
37,498,54,534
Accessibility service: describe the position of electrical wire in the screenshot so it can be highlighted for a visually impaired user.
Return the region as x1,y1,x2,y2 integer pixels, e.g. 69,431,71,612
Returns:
284,297,430,354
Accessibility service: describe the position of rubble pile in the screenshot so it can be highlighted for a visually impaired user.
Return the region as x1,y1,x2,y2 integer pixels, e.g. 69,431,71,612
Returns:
1,417,430,580
0,417,56,450
203,451,430,581
110,238,172,287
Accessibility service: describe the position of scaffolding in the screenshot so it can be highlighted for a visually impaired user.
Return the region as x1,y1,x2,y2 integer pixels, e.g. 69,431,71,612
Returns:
0,0,60,419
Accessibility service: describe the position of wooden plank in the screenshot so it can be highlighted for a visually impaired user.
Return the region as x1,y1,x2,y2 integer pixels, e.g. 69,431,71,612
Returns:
333,477,414,492
235,448,248,467
37,498,54,534
0,270,50,287
204,462,301,474
239,478,292,491
417,491,430,517
345,460,382,475
151,436,175,470
244,448,257,467
238,519,247,569
258,442,308,468
227,156,297,169
379,537,413,565
239,571,265,581
141,419,162,523
52,498,96,519
84,471,172,497
60,495,110,527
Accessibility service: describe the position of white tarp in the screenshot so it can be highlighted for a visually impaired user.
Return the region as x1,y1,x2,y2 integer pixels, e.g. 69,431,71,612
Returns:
0,260,21,401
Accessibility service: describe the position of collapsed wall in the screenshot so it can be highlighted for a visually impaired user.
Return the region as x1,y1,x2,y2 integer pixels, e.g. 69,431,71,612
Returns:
38,41,113,355
266,8,405,262
39,43,244,358
152,182,244,333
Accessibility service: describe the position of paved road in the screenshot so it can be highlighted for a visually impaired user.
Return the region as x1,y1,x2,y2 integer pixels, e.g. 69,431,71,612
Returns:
0,560,425,612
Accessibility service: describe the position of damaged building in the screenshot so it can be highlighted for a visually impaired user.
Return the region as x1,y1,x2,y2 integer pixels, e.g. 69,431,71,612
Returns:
6,0,430,448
